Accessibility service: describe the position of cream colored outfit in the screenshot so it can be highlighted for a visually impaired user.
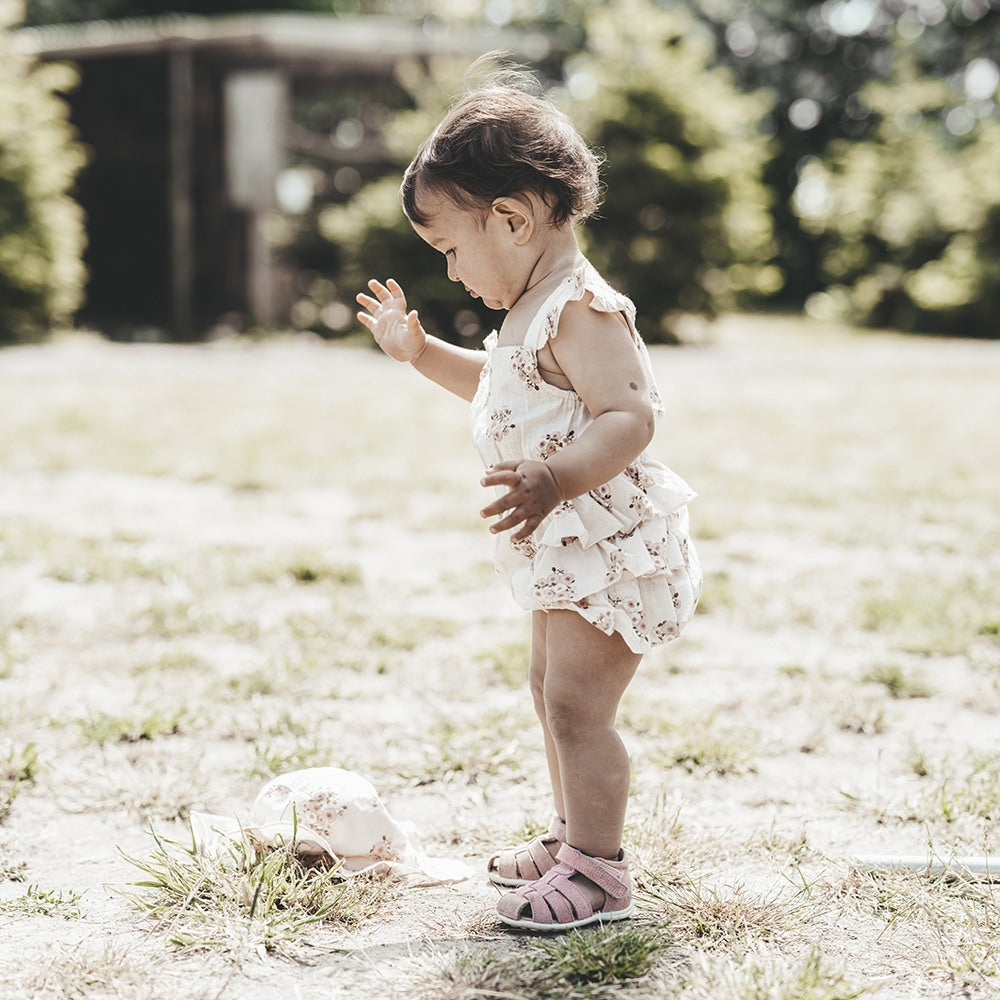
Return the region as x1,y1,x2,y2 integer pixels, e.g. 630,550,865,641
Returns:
470,259,701,653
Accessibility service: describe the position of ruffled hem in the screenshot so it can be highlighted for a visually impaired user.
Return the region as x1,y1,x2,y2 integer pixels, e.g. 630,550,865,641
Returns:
500,505,702,654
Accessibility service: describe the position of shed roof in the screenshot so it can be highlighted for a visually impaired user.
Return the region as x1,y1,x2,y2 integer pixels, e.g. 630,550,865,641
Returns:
14,12,550,66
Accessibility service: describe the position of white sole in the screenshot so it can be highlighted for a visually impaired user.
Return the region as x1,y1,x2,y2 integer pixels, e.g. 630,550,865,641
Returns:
497,902,634,933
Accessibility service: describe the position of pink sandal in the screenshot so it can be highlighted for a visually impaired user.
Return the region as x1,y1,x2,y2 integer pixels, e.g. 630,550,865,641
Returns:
495,843,634,932
487,815,566,887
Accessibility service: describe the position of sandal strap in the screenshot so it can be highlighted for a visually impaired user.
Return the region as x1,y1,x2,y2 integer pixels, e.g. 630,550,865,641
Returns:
557,844,630,900
523,863,593,924
524,837,554,878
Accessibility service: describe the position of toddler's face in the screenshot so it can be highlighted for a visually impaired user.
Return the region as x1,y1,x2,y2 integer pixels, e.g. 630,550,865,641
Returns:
410,186,526,312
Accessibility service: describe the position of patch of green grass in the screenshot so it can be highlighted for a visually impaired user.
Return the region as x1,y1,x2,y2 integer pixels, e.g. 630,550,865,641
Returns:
835,697,888,736
0,847,28,882
862,662,933,699
636,714,759,777
121,825,392,956
369,614,460,651
130,648,209,676
677,947,876,1000
1,742,40,822
636,873,806,951
79,710,184,746
858,572,996,655
914,752,1000,825
474,640,531,689
249,737,335,780
433,925,667,999
0,884,83,919
397,712,528,787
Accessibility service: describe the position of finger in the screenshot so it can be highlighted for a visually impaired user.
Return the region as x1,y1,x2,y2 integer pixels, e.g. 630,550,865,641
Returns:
489,509,528,535
367,279,393,301
356,312,375,330
487,460,522,472
480,491,520,519
356,293,379,311
511,517,541,542
481,469,522,488
385,278,407,307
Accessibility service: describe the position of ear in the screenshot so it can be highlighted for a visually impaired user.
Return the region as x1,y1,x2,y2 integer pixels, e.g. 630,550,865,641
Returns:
491,196,534,246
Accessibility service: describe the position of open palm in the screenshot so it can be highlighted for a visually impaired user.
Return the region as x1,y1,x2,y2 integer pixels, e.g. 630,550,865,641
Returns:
356,278,427,363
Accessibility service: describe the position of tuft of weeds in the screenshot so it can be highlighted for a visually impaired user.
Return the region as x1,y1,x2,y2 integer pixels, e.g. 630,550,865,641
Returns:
912,752,1000,825
79,710,185,746
475,640,531,689
635,872,808,951
820,865,999,986
433,924,668,999
647,720,759,777
861,662,933,699
835,697,887,736
120,824,393,957
676,946,877,1000
0,742,40,822
0,883,83,919
284,559,362,586
0,846,28,882
398,713,527,787
248,736,335,780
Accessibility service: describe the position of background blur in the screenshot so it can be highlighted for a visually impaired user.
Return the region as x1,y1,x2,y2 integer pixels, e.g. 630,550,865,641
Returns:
3,0,999,345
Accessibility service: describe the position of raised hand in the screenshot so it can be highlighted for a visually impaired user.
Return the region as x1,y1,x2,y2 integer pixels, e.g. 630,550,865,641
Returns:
356,278,428,363
481,460,564,542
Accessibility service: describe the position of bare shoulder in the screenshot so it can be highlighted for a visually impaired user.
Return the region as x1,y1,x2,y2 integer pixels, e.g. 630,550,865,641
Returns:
555,292,631,341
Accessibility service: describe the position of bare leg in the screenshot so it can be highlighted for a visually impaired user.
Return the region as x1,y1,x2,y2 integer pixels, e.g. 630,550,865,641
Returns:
529,610,564,823
543,609,641,860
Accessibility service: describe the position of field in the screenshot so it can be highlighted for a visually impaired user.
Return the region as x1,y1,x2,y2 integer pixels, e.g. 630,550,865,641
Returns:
1,316,998,999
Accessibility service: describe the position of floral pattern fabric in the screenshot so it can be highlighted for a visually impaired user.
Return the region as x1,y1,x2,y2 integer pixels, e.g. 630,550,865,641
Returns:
469,258,701,654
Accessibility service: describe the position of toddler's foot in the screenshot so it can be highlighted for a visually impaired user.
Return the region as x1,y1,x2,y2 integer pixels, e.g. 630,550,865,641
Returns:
487,815,566,887
495,843,633,932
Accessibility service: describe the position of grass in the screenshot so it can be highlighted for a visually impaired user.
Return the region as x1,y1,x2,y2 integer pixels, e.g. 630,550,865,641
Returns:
0,883,83,919
78,710,185,746
1,323,998,997
0,743,40,822
676,947,876,1000
861,662,933,699
120,824,394,957
432,925,667,999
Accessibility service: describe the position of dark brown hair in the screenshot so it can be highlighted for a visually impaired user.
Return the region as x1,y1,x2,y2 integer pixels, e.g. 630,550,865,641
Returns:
401,82,603,227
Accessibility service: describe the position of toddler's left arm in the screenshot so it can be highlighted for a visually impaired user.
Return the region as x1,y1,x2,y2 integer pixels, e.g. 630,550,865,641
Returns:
480,300,655,541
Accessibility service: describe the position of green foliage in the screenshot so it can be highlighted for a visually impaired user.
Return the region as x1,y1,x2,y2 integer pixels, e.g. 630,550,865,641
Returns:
794,53,1000,336
568,1,779,340
318,1,777,344
0,0,86,343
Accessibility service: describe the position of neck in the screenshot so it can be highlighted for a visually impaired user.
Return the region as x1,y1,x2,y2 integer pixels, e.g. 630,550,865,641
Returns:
513,229,582,309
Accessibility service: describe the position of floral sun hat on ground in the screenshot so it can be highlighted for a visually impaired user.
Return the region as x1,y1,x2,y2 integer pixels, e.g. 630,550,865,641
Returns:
190,767,471,885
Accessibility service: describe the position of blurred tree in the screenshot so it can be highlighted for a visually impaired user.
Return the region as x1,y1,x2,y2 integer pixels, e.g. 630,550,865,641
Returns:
686,0,1000,318
794,55,1000,334
311,0,777,344
0,0,86,342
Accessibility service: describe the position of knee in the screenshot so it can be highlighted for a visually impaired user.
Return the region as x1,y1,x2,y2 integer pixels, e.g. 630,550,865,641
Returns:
542,688,600,744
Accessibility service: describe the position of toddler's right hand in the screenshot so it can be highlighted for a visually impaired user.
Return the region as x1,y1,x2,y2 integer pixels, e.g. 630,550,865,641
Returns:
356,278,428,364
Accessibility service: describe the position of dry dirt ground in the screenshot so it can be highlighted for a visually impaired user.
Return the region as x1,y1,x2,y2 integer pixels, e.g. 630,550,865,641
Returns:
0,316,998,999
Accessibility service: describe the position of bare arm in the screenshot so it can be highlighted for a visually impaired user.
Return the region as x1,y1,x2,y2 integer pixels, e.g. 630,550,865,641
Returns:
481,299,654,540
356,278,484,402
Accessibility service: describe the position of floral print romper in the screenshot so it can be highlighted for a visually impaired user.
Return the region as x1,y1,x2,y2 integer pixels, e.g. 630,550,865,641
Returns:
470,259,702,654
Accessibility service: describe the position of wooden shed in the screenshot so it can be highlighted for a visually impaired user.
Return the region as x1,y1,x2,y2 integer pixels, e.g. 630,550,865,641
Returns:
16,14,541,337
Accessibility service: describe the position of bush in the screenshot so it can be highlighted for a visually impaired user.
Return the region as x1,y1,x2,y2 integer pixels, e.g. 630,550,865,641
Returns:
314,0,778,345
794,58,1000,336
0,1,86,343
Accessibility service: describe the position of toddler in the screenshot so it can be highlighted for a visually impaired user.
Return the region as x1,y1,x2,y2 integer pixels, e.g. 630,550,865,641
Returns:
356,77,701,932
